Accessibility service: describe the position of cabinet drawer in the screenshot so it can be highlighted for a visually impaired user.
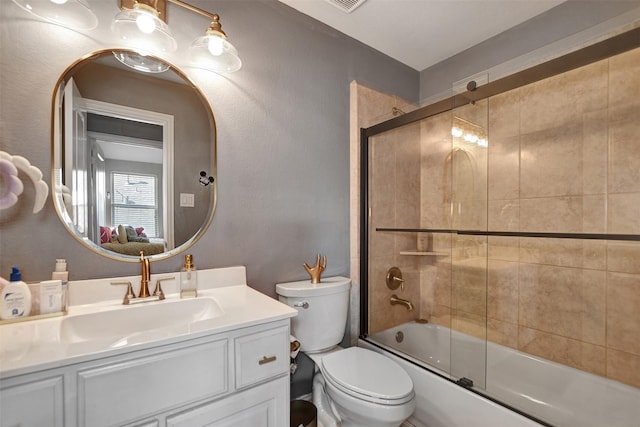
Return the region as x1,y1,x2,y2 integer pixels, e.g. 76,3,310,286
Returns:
235,325,289,388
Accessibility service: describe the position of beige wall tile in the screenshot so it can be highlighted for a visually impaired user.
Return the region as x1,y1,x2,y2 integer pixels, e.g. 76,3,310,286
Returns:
609,47,640,112
582,195,607,234
581,109,608,195
607,192,640,234
520,196,582,233
520,195,605,234
420,112,453,229
434,257,452,308
419,266,438,320
488,260,518,324
487,318,518,349
520,123,585,198
452,309,487,340
608,106,640,194
488,236,519,262
519,237,606,270
452,258,487,317
520,60,608,134
607,348,640,389
488,199,519,231
488,89,521,139
607,241,640,274
488,135,520,201
518,327,606,376
607,272,640,355
519,264,605,345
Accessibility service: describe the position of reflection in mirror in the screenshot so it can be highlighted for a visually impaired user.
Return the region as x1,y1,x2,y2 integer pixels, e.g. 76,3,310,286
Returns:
52,50,216,261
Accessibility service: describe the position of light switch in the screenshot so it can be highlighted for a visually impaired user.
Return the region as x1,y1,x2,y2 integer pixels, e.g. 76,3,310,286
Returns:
180,193,195,207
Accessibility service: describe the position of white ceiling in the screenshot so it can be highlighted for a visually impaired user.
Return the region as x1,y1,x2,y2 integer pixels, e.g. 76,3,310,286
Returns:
278,0,566,71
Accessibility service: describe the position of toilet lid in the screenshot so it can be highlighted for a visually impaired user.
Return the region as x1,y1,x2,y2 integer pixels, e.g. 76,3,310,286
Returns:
276,276,350,297
321,347,414,403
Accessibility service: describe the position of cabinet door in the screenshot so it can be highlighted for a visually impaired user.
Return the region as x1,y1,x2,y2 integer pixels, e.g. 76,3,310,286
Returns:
0,375,64,427
166,375,289,427
78,338,228,427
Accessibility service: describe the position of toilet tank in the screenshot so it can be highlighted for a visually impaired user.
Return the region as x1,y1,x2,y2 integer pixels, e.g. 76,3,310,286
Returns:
276,276,351,353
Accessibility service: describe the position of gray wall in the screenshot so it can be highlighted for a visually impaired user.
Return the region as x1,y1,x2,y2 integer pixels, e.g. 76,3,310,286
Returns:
419,0,640,101
0,0,417,297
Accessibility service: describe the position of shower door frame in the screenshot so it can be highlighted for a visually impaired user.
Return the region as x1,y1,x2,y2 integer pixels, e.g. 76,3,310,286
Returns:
359,24,640,421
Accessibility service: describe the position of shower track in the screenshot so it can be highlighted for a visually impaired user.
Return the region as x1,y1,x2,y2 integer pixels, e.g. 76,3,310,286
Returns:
375,228,640,242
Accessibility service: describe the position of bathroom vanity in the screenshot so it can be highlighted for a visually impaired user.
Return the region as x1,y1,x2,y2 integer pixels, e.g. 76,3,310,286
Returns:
0,266,297,427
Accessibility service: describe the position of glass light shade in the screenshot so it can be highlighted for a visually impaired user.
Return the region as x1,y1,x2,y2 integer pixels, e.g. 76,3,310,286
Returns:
111,8,177,54
113,51,170,74
11,0,98,30
189,34,242,73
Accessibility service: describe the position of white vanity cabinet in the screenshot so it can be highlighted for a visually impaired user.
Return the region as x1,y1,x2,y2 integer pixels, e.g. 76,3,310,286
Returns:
0,319,290,427
0,372,65,427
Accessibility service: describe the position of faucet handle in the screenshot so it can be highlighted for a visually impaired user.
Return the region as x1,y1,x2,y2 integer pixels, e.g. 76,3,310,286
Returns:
153,276,173,300
111,281,135,305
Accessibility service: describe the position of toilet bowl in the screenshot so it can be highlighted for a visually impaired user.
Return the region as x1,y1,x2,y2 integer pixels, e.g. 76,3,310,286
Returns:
316,346,415,427
276,277,415,427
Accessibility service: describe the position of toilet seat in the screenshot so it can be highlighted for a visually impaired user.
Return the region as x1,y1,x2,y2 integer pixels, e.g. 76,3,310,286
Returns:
321,347,414,406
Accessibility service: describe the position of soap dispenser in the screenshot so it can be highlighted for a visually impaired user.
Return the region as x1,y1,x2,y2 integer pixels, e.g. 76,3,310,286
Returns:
0,267,32,319
180,254,198,298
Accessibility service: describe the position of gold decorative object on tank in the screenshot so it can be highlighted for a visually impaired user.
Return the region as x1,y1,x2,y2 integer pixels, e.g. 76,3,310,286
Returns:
303,253,327,284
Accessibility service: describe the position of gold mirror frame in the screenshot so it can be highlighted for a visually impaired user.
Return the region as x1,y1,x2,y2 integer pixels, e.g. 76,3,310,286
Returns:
50,49,217,262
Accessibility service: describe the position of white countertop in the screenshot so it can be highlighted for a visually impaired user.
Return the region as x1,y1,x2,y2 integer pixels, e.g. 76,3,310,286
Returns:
0,266,297,378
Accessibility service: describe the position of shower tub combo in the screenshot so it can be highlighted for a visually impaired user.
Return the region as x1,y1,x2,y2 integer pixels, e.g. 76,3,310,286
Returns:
359,27,640,427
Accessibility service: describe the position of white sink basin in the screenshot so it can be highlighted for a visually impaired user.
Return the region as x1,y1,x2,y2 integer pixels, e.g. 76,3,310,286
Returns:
60,297,224,344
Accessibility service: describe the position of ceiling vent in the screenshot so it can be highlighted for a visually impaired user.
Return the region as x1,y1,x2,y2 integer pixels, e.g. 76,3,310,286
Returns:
324,0,368,13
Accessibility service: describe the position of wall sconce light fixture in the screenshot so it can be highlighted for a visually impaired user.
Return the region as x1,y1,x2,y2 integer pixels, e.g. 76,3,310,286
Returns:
112,0,242,73
11,0,98,30
11,0,242,74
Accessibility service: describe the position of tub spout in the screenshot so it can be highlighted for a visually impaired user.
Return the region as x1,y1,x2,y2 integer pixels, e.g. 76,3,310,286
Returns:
390,294,414,311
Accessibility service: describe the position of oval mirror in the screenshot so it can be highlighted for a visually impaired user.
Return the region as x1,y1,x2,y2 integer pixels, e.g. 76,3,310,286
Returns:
51,49,217,262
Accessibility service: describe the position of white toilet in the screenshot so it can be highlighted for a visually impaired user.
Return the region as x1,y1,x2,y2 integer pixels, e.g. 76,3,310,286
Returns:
276,276,415,427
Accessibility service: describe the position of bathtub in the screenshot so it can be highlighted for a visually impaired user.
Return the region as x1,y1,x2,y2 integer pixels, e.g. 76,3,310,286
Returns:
362,322,640,427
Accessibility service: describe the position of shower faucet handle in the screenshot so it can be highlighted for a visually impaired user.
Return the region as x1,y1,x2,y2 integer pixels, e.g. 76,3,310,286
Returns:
386,267,405,291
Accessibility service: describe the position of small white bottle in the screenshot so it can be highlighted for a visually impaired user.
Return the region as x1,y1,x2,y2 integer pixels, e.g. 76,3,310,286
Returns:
40,280,62,315
0,267,32,319
417,232,429,252
180,254,198,298
52,259,69,311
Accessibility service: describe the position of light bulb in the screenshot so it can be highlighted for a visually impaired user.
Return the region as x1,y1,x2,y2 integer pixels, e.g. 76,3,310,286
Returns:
208,36,224,56
49,0,68,4
136,12,156,34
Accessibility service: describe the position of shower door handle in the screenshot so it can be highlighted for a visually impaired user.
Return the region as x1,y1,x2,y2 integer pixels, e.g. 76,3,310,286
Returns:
293,301,309,309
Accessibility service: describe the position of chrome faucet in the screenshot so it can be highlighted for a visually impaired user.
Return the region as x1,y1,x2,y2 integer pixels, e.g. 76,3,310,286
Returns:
390,294,414,311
